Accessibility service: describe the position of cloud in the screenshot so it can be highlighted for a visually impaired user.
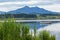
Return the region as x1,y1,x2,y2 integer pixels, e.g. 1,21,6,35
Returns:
38,4,60,12
0,1,38,6
0,0,60,12
30,0,60,4
0,0,60,5
0,0,60,6
0,2,60,12
0,1,38,12
0,0,29,2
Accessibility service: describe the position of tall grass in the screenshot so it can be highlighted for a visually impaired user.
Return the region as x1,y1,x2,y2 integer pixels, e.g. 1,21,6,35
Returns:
0,18,55,40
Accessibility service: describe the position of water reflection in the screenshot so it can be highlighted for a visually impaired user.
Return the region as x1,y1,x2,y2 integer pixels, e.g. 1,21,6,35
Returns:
20,21,60,29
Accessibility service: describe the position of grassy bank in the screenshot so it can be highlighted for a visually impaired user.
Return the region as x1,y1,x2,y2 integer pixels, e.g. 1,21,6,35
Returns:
0,18,55,40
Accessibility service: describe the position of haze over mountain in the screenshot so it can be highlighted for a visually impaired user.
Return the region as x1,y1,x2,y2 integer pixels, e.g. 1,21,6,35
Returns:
0,11,6,14
7,6,59,14
0,6,59,14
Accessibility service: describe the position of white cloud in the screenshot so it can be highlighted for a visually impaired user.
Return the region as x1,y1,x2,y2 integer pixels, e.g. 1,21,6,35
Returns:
0,1,39,12
30,0,60,4
38,4,60,12
0,0,60,12
0,1,38,6
0,6,22,12
0,0,29,2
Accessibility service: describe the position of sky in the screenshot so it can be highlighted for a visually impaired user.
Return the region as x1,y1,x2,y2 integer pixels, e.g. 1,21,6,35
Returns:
0,0,60,12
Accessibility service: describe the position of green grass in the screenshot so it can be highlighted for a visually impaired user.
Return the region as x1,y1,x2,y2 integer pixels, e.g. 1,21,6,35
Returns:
0,18,56,40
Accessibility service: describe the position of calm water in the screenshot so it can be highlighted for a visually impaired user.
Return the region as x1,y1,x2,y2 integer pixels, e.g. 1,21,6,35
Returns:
20,21,60,29
20,22,50,29
20,21,60,40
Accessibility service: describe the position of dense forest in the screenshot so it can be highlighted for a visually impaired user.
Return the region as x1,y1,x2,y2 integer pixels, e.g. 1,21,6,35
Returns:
0,18,56,40
0,13,60,20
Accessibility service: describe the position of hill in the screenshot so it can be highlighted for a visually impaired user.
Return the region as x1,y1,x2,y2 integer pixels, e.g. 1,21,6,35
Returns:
7,6,59,14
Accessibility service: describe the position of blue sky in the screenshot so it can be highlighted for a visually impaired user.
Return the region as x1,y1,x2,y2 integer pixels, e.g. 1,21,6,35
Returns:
0,0,60,12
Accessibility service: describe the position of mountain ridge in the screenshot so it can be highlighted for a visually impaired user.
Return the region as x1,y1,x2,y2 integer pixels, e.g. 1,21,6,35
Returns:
7,6,60,14
0,6,60,14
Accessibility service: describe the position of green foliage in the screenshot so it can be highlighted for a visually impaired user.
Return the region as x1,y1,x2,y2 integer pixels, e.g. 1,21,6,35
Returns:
34,26,36,40
0,22,3,40
2,18,20,40
39,30,56,40
21,25,29,40
0,18,56,40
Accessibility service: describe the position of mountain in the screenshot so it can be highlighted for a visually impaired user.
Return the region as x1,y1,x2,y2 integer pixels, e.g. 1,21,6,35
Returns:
0,11,6,14
8,6,59,14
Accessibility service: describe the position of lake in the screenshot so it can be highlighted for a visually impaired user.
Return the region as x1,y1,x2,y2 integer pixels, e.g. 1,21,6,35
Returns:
20,21,60,29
